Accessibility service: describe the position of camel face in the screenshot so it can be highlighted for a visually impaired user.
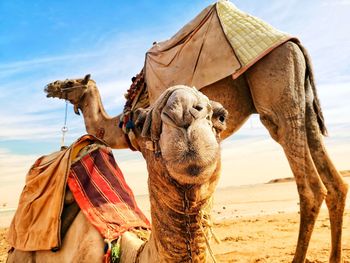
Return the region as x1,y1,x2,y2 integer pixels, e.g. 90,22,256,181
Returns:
45,74,92,106
157,87,225,185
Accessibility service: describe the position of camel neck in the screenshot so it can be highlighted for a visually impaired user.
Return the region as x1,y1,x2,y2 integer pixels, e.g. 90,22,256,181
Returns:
71,83,130,149
79,85,109,124
145,156,215,262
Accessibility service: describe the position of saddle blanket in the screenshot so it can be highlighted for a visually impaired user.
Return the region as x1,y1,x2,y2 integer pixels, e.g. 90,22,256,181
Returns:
145,0,296,101
67,145,150,242
7,135,149,251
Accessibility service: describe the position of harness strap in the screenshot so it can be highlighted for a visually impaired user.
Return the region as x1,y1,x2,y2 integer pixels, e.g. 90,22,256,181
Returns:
124,133,137,151
134,240,148,263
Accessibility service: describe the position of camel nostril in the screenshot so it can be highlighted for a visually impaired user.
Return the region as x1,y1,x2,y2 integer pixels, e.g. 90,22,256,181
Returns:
194,105,203,111
184,123,190,129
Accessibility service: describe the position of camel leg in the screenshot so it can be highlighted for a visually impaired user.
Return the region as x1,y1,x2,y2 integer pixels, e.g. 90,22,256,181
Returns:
304,83,348,262
247,41,327,262
257,102,326,263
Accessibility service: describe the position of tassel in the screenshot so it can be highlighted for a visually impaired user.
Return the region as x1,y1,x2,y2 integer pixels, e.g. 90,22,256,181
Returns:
126,120,135,130
103,240,112,263
111,238,121,263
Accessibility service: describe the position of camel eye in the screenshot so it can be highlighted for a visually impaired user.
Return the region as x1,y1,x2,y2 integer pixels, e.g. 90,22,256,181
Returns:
219,115,225,123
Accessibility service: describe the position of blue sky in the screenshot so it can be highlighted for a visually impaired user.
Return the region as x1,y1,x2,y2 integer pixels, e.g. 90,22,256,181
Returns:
1,0,350,205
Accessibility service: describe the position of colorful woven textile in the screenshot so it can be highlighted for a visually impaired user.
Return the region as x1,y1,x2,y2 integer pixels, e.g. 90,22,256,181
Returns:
7,135,96,251
8,135,150,251
67,147,150,241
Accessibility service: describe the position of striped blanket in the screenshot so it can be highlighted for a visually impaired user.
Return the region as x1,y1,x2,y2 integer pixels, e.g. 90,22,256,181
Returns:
68,146,150,242
7,135,149,251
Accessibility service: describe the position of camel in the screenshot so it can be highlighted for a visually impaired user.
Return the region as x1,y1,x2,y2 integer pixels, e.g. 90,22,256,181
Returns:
42,39,349,263
7,86,228,262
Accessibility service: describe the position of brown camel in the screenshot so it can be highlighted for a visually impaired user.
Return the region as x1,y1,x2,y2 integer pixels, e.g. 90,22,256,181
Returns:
7,86,228,262
44,40,348,263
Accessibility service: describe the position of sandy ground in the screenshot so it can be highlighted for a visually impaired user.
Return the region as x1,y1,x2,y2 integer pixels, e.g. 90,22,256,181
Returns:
211,210,350,262
1,210,349,263
2,177,350,262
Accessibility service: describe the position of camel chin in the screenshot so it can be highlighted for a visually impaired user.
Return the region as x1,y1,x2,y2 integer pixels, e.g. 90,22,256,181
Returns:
159,120,220,185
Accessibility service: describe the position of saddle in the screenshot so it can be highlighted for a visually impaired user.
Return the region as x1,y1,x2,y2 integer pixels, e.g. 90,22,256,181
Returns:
145,1,294,97
7,135,150,251
121,1,296,129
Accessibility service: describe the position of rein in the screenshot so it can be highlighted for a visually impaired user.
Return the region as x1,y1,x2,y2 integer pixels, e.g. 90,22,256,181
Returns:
62,84,88,115
152,164,218,262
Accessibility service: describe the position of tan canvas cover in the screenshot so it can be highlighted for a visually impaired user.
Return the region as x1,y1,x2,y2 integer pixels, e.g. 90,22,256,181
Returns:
7,135,96,251
145,0,293,100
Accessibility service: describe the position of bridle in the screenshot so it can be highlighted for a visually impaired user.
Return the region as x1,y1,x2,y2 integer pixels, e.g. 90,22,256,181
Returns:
59,83,89,114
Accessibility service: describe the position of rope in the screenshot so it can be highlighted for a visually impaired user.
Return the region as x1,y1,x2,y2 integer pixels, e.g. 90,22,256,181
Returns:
199,210,219,263
60,100,69,149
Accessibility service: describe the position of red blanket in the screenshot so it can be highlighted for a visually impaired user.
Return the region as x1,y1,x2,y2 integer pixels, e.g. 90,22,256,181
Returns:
67,147,150,241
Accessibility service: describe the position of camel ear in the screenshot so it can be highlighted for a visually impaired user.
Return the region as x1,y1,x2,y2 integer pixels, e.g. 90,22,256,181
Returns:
82,74,91,84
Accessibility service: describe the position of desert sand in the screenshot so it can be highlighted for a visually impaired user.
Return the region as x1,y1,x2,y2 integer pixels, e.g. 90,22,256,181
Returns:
1,178,350,262
1,211,349,262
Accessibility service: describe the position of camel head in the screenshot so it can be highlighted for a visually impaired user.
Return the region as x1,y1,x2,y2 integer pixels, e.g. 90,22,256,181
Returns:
134,85,227,185
44,74,93,114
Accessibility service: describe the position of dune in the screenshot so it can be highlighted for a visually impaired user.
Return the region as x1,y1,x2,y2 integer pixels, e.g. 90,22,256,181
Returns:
267,170,350,184
340,170,350,177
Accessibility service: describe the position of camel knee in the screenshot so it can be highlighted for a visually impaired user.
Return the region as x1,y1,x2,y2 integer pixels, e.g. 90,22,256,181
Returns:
325,182,348,211
299,186,325,215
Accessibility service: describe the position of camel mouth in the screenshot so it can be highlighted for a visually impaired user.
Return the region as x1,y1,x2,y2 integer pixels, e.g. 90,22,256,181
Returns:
44,81,66,97
186,164,202,177
159,122,220,184
165,156,218,184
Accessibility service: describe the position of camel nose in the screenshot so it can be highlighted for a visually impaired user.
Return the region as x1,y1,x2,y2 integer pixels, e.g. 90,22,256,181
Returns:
189,104,203,119
162,102,211,130
181,104,208,129
160,87,212,130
